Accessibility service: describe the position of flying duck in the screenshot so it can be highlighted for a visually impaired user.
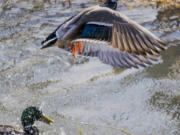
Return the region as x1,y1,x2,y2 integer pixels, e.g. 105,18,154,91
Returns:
0,106,54,135
41,0,166,68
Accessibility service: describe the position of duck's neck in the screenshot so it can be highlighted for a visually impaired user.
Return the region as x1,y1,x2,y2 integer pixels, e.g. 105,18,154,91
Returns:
23,126,39,135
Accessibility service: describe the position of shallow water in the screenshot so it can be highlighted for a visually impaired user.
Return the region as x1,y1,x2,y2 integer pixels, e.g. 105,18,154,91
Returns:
0,0,180,135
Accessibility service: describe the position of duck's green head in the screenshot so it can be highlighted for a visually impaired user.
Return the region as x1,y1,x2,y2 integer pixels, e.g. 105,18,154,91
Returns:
21,106,54,128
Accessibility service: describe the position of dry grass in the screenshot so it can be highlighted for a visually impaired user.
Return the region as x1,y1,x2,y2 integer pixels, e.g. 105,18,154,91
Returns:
130,0,180,8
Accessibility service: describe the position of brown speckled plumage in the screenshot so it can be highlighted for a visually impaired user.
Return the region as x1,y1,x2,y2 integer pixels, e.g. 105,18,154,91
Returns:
0,125,23,135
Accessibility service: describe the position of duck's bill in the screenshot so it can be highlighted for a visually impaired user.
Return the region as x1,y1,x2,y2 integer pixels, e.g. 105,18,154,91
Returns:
40,113,54,125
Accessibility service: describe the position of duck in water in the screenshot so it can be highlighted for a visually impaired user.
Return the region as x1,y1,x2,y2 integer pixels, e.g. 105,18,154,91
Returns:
0,106,54,135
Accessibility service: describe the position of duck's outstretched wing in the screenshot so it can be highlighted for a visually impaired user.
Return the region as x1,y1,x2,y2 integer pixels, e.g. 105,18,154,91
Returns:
0,125,23,135
77,7,167,56
64,40,158,68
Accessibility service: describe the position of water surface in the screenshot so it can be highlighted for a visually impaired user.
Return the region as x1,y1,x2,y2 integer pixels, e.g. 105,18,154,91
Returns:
0,1,180,135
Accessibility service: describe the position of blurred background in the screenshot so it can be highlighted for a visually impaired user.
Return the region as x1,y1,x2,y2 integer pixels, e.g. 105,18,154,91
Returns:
0,0,180,135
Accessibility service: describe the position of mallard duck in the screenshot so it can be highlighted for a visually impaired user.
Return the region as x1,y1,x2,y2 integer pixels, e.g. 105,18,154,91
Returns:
41,0,166,68
0,106,54,135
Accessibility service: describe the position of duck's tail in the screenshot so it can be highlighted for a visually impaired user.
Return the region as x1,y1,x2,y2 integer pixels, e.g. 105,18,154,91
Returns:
41,31,58,49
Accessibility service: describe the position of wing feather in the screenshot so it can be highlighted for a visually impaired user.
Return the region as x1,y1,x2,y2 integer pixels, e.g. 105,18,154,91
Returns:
123,25,138,53
120,24,132,53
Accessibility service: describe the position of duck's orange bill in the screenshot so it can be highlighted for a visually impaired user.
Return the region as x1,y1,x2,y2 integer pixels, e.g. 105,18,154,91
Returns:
69,41,83,58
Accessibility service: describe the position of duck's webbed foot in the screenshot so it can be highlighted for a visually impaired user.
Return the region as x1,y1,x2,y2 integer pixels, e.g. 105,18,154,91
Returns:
68,41,83,58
